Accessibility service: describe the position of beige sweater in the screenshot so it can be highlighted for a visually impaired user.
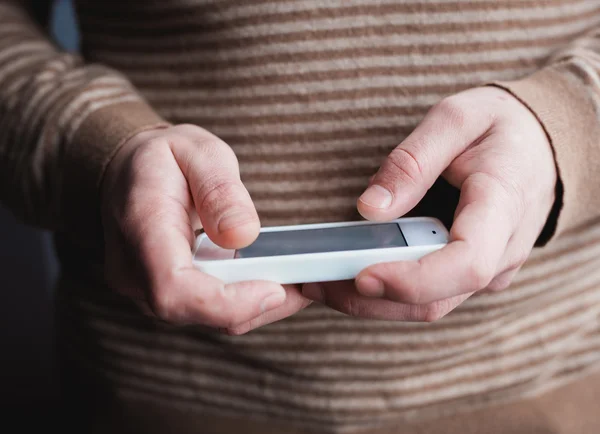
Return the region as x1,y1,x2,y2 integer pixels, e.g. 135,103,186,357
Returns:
2,1,600,433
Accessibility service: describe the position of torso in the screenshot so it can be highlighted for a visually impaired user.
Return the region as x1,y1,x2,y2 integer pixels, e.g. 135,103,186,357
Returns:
60,1,600,431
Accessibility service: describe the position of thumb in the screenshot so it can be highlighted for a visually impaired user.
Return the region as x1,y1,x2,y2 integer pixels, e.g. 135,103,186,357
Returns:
357,95,492,221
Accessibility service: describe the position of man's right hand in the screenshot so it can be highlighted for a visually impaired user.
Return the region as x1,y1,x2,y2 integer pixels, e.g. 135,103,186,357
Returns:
100,124,311,334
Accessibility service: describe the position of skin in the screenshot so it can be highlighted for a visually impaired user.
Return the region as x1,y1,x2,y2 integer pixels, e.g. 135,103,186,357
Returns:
101,86,556,331
302,87,557,321
101,124,311,335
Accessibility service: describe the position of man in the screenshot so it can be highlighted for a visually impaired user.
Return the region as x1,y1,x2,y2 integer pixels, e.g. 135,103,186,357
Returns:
1,0,599,433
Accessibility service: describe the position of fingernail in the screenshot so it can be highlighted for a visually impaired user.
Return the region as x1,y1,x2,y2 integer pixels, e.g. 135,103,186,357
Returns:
260,291,286,313
218,210,255,233
356,276,385,297
359,185,393,209
302,283,324,303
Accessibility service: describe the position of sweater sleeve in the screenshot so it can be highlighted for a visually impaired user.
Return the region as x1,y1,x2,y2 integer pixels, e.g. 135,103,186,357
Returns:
489,26,600,244
0,0,168,247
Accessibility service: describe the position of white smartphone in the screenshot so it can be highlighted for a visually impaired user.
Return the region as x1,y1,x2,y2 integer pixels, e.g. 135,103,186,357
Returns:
192,216,449,285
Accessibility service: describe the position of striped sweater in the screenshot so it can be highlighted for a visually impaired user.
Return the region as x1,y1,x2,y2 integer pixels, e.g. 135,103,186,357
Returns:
2,1,600,433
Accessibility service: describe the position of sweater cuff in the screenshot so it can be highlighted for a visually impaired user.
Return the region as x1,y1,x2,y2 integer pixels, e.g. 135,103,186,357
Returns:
63,100,170,247
489,64,600,244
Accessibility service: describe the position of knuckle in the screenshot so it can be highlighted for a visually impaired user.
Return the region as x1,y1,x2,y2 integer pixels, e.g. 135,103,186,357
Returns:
225,324,252,336
216,311,239,331
147,271,183,323
486,278,511,293
175,135,237,173
512,249,530,269
392,261,422,304
198,179,244,213
423,302,448,323
139,137,170,158
503,129,527,147
384,147,424,186
173,123,200,133
128,138,164,168
433,96,469,131
469,262,494,290
199,285,234,327
144,136,168,149
174,124,220,143
467,253,495,290
148,289,176,322
400,281,421,305
195,136,237,162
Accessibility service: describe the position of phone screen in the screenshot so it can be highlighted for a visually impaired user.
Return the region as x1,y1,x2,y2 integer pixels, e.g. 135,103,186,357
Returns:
235,223,407,258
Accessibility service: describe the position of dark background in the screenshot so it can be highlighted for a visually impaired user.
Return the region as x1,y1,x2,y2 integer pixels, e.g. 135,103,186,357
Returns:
0,0,78,415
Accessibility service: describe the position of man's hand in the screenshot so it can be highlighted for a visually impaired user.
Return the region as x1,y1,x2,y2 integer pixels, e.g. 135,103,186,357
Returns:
302,87,557,321
101,124,310,334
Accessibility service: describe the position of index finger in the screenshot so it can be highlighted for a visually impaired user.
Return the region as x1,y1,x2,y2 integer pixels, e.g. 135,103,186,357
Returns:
356,173,514,304
169,129,260,250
